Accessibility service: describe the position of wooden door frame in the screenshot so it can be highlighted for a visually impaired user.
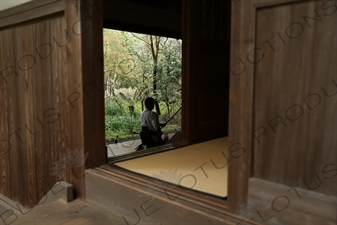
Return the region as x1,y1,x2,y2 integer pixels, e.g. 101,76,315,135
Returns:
228,0,305,212
181,0,193,146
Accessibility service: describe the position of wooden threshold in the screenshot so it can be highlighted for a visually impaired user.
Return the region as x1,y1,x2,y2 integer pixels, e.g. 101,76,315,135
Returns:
101,164,228,213
107,142,178,163
107,137,230,211
87,165,262,225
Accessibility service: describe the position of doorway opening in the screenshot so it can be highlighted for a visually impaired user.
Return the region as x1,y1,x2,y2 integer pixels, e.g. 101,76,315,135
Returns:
101,0,230,202
104,29,183,159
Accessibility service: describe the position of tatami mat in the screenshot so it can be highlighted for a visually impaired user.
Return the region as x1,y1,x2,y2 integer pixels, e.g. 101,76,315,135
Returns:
115,137,228,197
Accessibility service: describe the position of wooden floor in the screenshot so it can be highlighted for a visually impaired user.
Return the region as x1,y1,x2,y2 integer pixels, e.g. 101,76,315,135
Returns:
3,199,124,225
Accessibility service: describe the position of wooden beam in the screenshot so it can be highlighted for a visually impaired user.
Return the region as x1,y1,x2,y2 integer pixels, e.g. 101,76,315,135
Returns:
80,0,106,169
63,0,85,200
228,0,255,213
0,0,65,29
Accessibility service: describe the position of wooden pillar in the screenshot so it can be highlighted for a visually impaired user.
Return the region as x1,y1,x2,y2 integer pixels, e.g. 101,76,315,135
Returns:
227,0,255,213
64,0,105,200
79,0,106,170
63,0,86,200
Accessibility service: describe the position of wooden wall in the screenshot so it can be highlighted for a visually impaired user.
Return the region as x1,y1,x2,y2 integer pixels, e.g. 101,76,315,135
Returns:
182,0,230,144
0,0,105,208
229,0,337,213
252,0,337,196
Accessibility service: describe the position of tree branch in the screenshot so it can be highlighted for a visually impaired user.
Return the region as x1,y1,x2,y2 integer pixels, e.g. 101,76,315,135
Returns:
130,33,151,45
150,35,156,60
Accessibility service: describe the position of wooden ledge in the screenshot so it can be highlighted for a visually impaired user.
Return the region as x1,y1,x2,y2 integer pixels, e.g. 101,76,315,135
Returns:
85,166,262,225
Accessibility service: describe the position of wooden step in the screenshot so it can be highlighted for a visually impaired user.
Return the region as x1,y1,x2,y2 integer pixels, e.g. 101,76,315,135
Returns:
0,182,75,224
85,165,262,225
1,181,125,225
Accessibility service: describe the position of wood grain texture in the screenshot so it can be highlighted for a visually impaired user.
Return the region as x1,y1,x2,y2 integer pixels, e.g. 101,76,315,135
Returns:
18,20,38,208
3,13,56,207
32,16,54,203
4,26,26,205
253,0,337,196
13,198,125,225
0,28,11,199
0,0,105,208
49,13,69,196
81,0,106,170
0,0,68,208
0,0,65,29
86,167,263,225
63,0,85,200
228,0,255,213
248,178,337,225
0,0,62,19
228,0,337,214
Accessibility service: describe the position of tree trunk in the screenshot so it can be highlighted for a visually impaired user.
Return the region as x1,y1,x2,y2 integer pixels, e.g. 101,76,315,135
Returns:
153,60,161,115
150,35,161,115
165,101,171,118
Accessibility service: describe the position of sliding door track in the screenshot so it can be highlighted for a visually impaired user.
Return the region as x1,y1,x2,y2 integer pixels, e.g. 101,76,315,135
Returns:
107,143,175,164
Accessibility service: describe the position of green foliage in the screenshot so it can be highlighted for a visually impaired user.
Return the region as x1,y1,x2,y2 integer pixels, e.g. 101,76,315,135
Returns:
105,113,141,142
103,29,182,142
105,101,125,116
105,114,139,132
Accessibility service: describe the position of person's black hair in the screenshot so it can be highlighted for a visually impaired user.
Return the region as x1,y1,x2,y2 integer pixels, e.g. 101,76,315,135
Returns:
145,97,155,108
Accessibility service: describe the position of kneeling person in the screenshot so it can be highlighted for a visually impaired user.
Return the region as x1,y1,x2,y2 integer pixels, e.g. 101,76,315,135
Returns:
140,97,166,148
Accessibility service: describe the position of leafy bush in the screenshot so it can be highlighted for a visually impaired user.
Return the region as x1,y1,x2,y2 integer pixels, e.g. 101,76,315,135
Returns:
120,114,140,134
105,113,141,142
105,101,125,116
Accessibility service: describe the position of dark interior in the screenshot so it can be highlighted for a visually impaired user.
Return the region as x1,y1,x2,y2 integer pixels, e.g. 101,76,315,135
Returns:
103,0,182,38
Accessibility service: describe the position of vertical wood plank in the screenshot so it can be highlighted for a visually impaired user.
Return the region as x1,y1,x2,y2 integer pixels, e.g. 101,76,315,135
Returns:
64,0,85,199
33,16,54,203
0,0,94,208
2,26,26,205
253,0,337,196
229,0,337,214
0,29,11,199
15,21,38,207
182,0,197,145
228,0,255,213
48,13,71,194
81,0,106,170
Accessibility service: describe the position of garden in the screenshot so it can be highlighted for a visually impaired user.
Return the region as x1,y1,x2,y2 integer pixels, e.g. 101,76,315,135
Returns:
104,29,182,143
